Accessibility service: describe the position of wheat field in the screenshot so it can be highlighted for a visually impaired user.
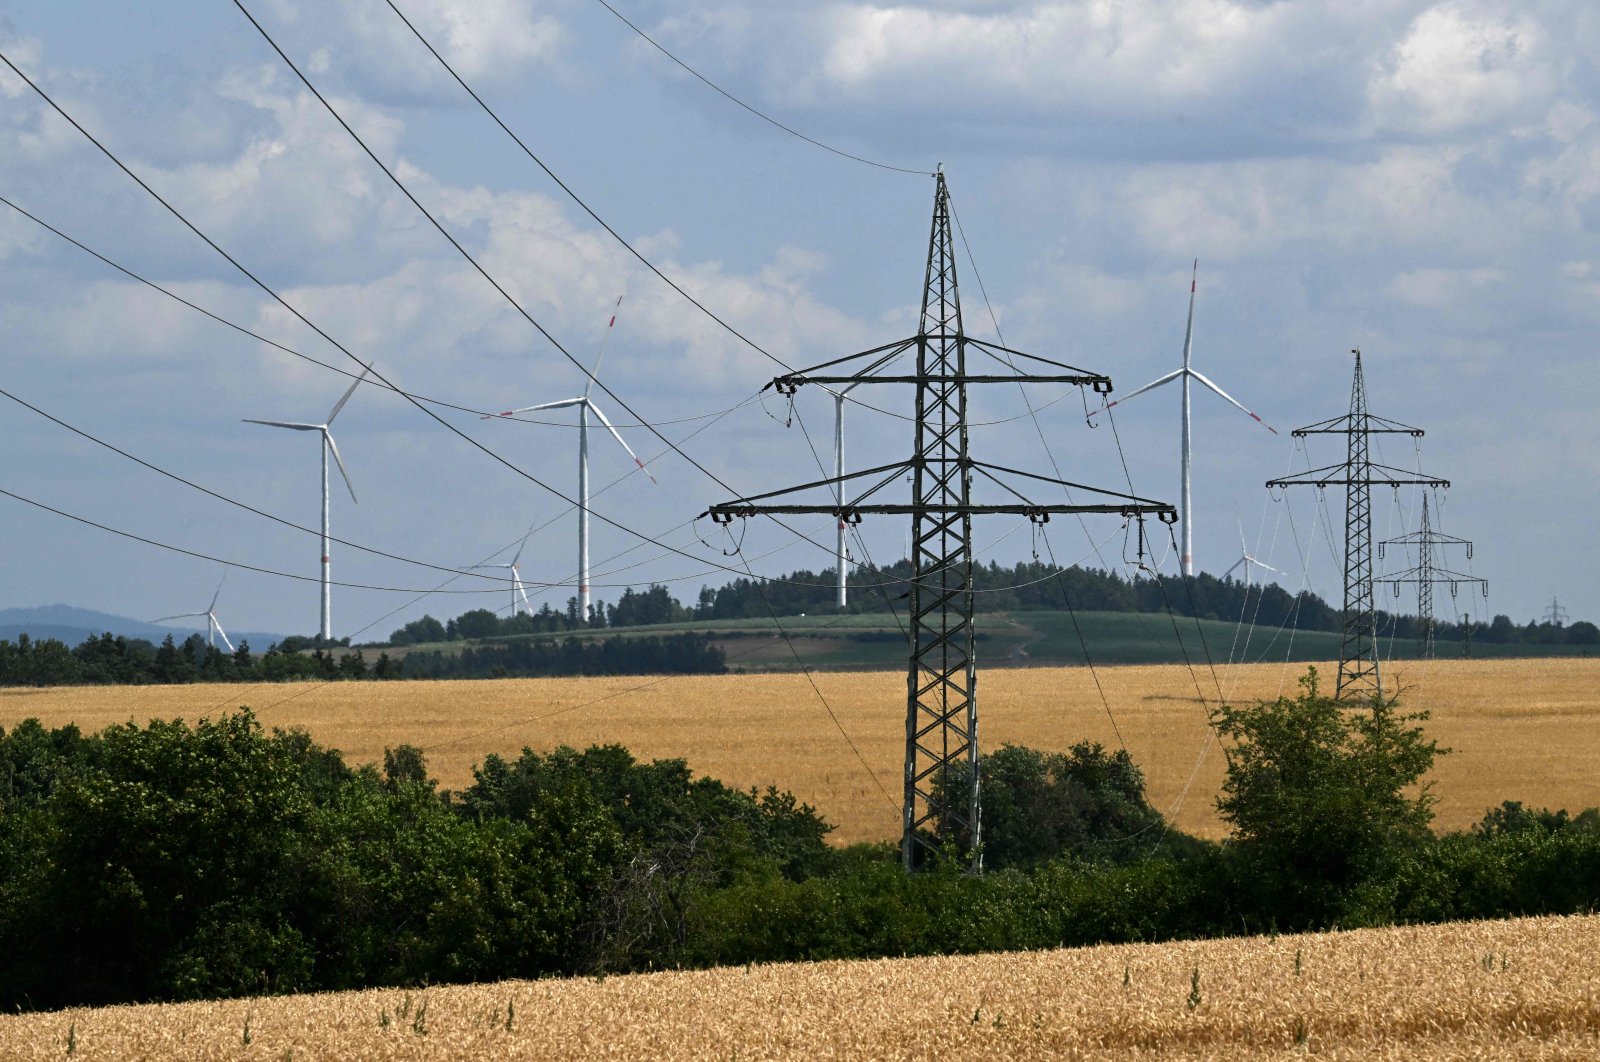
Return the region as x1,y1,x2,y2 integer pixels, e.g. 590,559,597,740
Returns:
0,657,1595,844
1,914,1595,1058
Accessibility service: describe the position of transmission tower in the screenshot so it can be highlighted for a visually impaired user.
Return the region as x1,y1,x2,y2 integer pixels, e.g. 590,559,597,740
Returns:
1378,493,1486,657
1266,349,1448,703
1544,597,1570,627
703,172,1175,869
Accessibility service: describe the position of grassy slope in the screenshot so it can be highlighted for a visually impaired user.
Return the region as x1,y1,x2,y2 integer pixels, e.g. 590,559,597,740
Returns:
377,609,1584,672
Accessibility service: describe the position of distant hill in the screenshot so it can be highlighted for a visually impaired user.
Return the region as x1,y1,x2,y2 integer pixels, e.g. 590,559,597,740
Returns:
0,604,288,650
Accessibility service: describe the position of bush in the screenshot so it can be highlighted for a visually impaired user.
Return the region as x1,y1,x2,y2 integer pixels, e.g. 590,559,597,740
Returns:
1211,667,1445,930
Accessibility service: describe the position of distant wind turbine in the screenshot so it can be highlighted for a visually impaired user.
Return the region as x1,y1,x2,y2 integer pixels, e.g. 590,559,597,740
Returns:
1091,262,1276,577
152,569,235,651
1223,520,1283,589
483,296,654,620
471,533,535,618
244,365,370,641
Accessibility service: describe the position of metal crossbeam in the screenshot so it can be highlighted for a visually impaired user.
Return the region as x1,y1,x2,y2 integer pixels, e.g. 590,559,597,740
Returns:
703,171,1173,870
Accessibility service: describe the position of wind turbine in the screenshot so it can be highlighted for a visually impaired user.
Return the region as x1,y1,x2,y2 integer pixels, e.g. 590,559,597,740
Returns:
484,296,654,621
1091,262,1276,577
152,569,235,651
471,533,535,618
1223,521,1283,589
244,365,369,641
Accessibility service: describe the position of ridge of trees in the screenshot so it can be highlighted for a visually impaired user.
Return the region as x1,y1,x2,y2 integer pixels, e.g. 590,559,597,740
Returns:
0,630,726,687
386,560,1598,651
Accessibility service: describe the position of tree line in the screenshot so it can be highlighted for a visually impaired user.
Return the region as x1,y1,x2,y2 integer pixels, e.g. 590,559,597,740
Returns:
3,671,1598,1009
386,561,1598,650
0,629,726,688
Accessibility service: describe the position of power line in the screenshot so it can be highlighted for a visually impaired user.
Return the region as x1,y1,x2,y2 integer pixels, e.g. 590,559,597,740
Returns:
0,482,530,595
0,46,802,595
221,7,958,601
377,0,926,429
0,194,750,431
587,0,929,176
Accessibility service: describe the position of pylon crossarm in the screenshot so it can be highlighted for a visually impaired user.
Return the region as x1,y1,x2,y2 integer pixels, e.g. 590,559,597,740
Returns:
794,373,1107,385
701,459,914,514
964,337,1113,384
1291,414,1424,437
710,502,1173,517
768,337,919,392
1268,464,1448,489
972,459,1177,511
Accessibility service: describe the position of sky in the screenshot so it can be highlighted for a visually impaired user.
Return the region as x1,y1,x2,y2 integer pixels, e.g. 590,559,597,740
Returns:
0,0,1592,645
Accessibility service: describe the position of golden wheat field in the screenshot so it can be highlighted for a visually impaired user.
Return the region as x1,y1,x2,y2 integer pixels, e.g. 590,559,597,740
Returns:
1,914,1595,1059
0,657,1595,844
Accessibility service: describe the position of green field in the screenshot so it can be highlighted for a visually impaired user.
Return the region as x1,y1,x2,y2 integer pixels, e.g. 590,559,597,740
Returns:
374,609,1587,672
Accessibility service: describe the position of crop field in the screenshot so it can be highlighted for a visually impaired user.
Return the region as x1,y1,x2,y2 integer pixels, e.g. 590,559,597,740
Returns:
1,914,1595,1058
1,657,1595,844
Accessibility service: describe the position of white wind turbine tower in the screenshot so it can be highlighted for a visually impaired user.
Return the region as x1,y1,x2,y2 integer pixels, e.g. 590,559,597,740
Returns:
484,297,654,621
244,365,370,641
1091,262,1276,577
1223,520,1283,589
471,533,535,618
152,570,235,651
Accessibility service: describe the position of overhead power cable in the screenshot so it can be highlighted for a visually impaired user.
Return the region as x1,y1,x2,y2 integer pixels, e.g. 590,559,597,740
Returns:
378,0,923,427
0,193,752,432
0,47,788,591
0,482,528,594
587,0,929,176
223,5,924,591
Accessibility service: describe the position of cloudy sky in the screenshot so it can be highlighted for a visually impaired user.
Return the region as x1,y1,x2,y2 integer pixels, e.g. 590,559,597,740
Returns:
0,0,1592,645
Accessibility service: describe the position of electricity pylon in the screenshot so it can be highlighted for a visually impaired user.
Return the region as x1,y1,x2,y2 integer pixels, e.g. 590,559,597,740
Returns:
1544,598,1570,627
1266,349,1448,703
1378,493,1486,657
704,172,1175,870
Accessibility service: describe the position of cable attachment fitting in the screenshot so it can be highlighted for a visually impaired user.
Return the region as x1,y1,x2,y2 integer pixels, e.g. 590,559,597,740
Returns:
1092,379,1113,395
771,376,802,396
1157,509,1179,526
1024,507,1051,525
835,508,863,526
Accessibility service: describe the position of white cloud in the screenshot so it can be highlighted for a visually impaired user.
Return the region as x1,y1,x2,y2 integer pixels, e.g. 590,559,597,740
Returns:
1369,3,1551,136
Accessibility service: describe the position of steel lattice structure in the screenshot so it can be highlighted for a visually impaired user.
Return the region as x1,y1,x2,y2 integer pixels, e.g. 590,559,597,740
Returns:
1378,493,1486,657
704,172,1175,869
1267,350,1448,702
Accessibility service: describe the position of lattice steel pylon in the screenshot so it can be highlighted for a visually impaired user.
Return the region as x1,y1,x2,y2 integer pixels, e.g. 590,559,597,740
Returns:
1267,349,1449,703
1378,493,1486,657
703,172,1175,869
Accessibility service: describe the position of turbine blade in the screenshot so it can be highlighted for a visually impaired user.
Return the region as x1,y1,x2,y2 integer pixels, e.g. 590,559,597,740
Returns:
582,294,624,399
324,430,357,503
151,612,206,623
243,419,320,431
1253,559,1284,576
588,402,656,483
1222,558,1245,580
1189,369,1278,434
326,363,372,425
209,568,228,612
1088,368,1184,418
514,570,533,615
212,616,235,654
486,397,586,419
1181,259,1198,370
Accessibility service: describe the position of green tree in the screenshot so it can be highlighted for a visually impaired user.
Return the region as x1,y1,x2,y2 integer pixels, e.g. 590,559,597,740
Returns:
1210,667,1445,928
933,742,1171,870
